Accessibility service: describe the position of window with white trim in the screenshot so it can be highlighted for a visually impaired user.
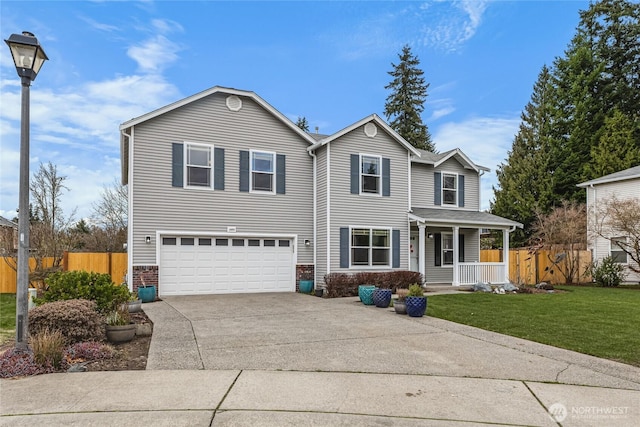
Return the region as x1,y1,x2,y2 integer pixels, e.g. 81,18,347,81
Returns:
611,237,628,264
442,232,454,265
361,155,381,194
351,227,390,267
251,150,275,193
186,143,212,187
442,173,457,206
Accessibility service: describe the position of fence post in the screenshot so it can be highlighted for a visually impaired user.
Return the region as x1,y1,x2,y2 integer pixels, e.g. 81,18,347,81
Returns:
62,251,69,272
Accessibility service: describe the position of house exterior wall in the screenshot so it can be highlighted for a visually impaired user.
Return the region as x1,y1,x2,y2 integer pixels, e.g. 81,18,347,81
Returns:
586,178,640,283
315,147,328,284
323,123,410,276
129,92,314,266
418,227,480,284
411,158,480,210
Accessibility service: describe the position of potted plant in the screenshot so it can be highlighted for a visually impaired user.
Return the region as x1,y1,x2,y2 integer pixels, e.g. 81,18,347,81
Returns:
373,288,392,308
405,283,427,317
299,271,314,294
393,288,409,314
127,292,142,313
358,284,376,303
137,276,156,303
105,308,136,343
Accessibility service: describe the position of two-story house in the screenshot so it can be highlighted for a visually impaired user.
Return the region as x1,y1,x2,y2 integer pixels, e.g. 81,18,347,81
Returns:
578,166,640,284
119,86,521,296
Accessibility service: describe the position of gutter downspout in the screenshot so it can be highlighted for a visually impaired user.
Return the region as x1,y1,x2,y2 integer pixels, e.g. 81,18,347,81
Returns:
121,128,133,292
308,149,317,288
590,184,597,261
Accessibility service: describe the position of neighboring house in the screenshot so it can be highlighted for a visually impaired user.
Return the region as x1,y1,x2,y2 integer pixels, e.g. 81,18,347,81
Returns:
0,216,18,255
578,166,640,283
120,86,522,296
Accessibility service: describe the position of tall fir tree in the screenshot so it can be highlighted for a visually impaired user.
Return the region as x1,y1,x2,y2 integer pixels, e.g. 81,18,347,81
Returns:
384,44,434,152
295,116,309,132
492,66,556,247
586,109,640,177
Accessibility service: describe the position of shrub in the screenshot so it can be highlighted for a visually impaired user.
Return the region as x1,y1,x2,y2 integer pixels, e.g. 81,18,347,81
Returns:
105,307,130,326
0,348,56,378
324,271,423,298
29,299,105,345
37,271,131,313
65,342,114,362
407,283,424,297
588,256,627,287
30,329,66,370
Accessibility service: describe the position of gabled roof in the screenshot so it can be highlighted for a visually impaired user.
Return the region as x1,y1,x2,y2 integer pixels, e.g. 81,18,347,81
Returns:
307,114,422,157
577,165,640,187
411,148,490,173
119,86,317,144
0,216,17,228
410,208,522,229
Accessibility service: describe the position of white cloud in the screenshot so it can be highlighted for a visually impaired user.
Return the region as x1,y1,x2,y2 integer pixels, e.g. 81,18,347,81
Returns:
127,35,182,74
433,115,520,210
418,0,488,52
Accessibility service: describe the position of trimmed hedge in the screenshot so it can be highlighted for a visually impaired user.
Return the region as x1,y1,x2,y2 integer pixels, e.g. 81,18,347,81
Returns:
324,271,423,298
29,299,105,345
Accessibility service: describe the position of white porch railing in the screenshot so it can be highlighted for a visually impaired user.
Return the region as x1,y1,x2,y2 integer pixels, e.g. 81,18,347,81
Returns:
458,262,506,285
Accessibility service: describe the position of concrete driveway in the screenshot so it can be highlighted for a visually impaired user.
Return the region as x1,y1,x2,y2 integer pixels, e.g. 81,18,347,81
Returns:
142,292,640,389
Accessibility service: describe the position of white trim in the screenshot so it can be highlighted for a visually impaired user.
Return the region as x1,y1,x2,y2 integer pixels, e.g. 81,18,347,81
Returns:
407,151,412,211
441,171,459,207
348,226,393,268
307,115,421,157
359,153,382,196
120,86,317,145
126,127,134,292
249,149,276,194
184,141,215,190
326,143,331,277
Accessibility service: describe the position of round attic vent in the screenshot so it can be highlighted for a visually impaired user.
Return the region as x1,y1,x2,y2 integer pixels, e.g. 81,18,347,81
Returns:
364,122,377,138
226,95,242,112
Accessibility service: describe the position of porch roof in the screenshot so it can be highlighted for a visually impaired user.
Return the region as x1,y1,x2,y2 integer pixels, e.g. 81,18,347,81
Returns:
410,208,523,229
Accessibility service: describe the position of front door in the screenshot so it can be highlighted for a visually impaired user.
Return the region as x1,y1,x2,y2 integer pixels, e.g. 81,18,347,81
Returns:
409,233,419,272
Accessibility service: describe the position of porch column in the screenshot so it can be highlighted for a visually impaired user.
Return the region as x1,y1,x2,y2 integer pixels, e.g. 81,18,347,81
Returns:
503,228,510,283
453,226,459,286
418,223,426,279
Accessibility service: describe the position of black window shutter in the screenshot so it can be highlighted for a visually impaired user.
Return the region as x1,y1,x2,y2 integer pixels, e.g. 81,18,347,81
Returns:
214,147,225,190
276,154,286,194
434,172,441,205
340,227,350,268
382,158,391,197
239,150,249,192
458,234,465,262
392,229,400,268
458,175,465,207
434,233,442,266
172,143,183,187
350,154,359,194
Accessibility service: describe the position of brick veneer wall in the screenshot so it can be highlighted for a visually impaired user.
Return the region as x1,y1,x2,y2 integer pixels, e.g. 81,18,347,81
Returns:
132,265,158,298
296,264,315,292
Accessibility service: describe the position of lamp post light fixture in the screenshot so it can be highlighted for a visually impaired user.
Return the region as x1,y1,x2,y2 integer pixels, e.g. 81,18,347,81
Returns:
5,31,48,350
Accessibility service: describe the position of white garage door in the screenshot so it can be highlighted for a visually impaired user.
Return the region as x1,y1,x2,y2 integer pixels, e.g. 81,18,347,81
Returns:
159,236,295,295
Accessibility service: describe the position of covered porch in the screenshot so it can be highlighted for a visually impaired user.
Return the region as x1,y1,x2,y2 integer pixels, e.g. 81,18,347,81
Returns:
409,208,523,286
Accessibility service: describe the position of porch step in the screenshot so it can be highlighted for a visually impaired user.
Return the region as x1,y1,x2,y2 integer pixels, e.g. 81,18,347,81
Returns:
424,285,473,293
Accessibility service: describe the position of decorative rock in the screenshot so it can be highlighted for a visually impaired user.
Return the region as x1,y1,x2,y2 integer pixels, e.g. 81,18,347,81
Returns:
473,282,492,293
536,282,554,290
503,282,518,292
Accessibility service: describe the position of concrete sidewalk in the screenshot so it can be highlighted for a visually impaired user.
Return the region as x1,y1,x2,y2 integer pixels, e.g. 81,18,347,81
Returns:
2,293,639,426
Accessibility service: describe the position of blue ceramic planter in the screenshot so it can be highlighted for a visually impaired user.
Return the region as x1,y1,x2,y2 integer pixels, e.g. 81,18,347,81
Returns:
299,280,314,294
358,285,376,303
138,286,156,303
359,286,377,305
373,288,392,308
405,296,427,317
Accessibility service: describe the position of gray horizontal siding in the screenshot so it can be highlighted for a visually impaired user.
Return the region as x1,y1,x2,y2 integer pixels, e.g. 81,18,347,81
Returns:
411,158,480,210
419,227,479,284
327,124,410,274
316,148,328,284
131,93,313,265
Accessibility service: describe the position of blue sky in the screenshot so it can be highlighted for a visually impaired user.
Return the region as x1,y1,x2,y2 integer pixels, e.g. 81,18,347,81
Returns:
1,0,589,221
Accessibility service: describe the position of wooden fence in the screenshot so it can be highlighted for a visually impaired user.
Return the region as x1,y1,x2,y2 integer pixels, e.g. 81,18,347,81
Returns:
0,252,127,293
481,249,592,285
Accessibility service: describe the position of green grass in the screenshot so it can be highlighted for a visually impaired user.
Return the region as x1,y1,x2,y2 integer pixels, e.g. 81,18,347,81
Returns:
427,286,640,366
0,293,16,345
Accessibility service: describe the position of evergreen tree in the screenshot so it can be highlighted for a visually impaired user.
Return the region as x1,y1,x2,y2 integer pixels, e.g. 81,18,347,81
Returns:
586,109,640,177
492,66,556,247
384,45,434,151
295,116,309,132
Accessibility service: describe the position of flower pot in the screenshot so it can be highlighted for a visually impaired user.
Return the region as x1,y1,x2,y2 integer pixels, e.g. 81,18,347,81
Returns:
405,296,427,317
393,299,407,314
106,323,136,343
138,286,156,303
360,287,376,305
358,285,376,302
373,288,392,308
128,299,142,313
299,280,314,294
315,288,324,297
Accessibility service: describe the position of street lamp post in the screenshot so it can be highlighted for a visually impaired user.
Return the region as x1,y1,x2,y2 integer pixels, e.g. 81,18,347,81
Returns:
4,31,48,350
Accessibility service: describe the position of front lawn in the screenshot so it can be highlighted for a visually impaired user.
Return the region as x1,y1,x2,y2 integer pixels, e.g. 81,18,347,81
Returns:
0,293,16,345
427,286,640,366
